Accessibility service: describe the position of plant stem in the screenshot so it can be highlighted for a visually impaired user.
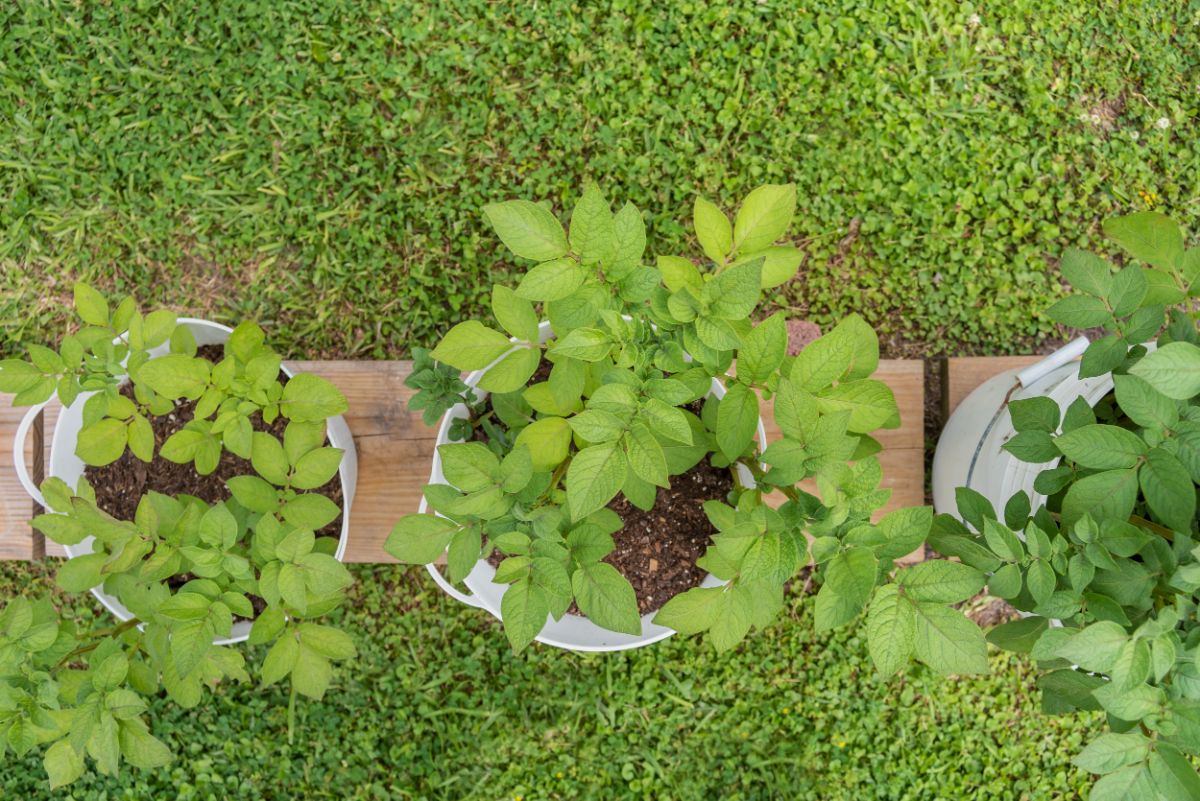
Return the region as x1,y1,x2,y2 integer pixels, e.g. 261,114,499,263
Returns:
54,617,141,670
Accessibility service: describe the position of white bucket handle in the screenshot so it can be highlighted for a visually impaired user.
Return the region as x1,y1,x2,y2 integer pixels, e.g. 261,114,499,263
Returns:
425,563,486,608
1016,336,1089,388
13,401,50,508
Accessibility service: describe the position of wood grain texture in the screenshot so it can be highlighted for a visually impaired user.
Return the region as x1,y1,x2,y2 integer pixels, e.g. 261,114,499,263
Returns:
943,356,1041,415
0,397,34,560
1,360,926,564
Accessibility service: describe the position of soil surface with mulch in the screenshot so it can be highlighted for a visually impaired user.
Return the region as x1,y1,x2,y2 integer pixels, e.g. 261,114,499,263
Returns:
84,345,344,539
601,456,733,614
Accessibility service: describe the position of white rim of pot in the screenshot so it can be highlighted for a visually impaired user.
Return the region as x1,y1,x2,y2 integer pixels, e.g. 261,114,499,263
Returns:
10,318,358,645
419,320,767,652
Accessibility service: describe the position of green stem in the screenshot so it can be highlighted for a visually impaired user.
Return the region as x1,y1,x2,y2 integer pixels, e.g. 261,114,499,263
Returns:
54,617,141,670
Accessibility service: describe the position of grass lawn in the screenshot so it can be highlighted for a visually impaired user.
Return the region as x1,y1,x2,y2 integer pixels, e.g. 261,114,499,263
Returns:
0,561,1100,800
1,1,1197,359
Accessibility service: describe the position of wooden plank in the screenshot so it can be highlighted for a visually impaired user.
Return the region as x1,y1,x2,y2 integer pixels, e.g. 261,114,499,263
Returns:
0,398,34,560
944,356,1040,416
2,360,925,564
287,361,433,564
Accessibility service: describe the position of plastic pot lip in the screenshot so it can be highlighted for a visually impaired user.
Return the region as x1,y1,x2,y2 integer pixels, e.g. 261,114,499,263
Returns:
48,318,357,645
420,319,767,652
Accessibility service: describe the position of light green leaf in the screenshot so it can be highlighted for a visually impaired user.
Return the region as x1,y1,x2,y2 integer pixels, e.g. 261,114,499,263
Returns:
569,182,615,266
1060,247,1113,297
1150,746,1200,801
897,560,985,604
251,431,290,485
290,447,344,490
912,603,989,675
75,418,128,466
1054,424,1146,469
1073,731,1151,775
1089,763,1155,801
138,354,211,400
1140,447,1195,532
624,422,668,487
658,255,703,292
117,719,172,769
45,739,85,789
476,347,540,394
737,313,787,385
430,321,514,372
500,578,548,651
1113,374,1178,429
261,631,299,685
1129,342,1200,400
292,643,333,700
609,202,646,278
694,196,732,263
754,245,804,289
866,584,915,675
1061,469,1139,528
715,382,759,460
704,259,762,320
640,398,693,444
516,257,584,301
566,442,627,521
708,585,754,652
1046,295,1111,328
483,200,568,261
492,285,539,342
815,379,898,433
814,547,878,631
986,616,1049,654
1056,621,1128,672
439,442,500,492
57,552,106,592
572,561,641,635
384,513,458,563
732,184,796,254
280,373,349,422
281,493,341,531
568,409,627,444
226,474,278,513
1103,211,1184,270
514,416,571,471
550,327,611,361
1026,559,1056,606
653,585,723,636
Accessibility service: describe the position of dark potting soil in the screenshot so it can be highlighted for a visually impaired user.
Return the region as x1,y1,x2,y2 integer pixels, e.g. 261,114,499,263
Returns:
477,362,733,615
601,456,733,615
84,344,344,554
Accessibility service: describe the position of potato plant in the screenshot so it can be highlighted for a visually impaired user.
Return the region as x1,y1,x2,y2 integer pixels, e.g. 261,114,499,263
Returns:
939,213,1200,799
0,289,355,788
391,183,979,664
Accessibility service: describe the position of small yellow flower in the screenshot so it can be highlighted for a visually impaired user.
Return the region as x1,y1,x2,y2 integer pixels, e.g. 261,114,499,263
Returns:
556,772,564,779
836,740,847,748
782,707,790,715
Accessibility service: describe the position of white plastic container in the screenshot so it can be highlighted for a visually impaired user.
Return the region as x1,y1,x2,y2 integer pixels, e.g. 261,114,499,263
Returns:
931,337,1113,516
420,321,767,652
11,318,357,645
